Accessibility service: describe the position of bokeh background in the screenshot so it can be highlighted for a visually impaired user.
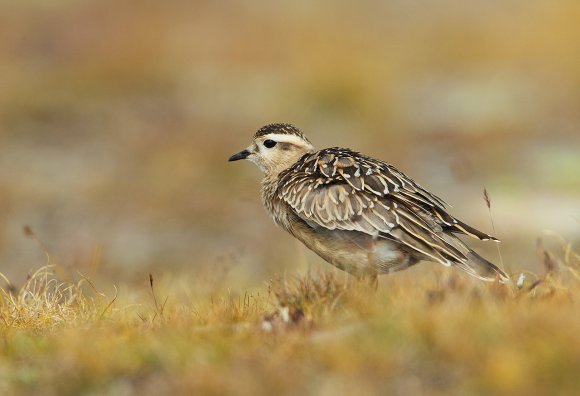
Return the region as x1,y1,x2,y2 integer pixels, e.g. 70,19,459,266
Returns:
1,0,579,288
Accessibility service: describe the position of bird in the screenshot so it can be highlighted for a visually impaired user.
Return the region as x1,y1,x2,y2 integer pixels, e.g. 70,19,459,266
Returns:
228,123,510,285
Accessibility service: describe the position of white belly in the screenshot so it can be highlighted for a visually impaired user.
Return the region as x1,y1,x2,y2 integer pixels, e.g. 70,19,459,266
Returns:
289,221,416,277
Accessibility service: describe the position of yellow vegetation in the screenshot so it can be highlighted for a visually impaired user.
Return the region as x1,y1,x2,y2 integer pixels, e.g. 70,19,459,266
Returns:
1,238,578,396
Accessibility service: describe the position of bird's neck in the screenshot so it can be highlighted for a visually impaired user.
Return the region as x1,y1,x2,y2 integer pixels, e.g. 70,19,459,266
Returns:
259,149,314,229
260,172,297,231
260,174,280,212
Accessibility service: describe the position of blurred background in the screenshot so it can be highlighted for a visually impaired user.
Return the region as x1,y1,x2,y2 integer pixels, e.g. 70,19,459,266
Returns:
0,0,578,288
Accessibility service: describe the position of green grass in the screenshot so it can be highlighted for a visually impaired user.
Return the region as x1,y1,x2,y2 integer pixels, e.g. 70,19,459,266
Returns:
1,239,579,396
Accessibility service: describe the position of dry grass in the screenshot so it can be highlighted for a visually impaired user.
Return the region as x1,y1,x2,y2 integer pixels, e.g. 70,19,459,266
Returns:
1,237,579,396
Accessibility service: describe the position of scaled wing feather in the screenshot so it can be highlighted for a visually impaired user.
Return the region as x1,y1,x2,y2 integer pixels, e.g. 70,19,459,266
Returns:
277,148,486,266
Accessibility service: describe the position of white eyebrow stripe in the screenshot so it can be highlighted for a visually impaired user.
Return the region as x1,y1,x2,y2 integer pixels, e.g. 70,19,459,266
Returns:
261,133,313,149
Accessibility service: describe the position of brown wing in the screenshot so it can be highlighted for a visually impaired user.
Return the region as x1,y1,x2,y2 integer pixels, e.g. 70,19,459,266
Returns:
278,148,497,266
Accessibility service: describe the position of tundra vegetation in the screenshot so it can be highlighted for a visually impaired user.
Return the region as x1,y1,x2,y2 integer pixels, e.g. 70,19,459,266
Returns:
1,232,579,395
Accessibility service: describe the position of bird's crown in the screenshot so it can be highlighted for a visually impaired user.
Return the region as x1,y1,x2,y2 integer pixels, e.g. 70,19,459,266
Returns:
254,123,311,144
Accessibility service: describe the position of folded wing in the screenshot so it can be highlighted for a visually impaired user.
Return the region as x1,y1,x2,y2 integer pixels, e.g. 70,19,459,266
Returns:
277,148,497,267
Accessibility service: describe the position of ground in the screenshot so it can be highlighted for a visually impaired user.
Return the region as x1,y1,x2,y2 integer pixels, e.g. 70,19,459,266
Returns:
1,237,579,396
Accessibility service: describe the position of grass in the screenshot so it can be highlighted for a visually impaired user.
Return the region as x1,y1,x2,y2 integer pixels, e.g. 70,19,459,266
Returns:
1,236,579,396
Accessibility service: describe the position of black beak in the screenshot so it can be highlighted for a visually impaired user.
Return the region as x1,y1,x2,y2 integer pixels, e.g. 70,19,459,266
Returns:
228,149,250,162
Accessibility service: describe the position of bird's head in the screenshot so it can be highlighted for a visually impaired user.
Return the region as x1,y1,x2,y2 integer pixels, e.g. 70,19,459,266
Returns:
228,123,315,175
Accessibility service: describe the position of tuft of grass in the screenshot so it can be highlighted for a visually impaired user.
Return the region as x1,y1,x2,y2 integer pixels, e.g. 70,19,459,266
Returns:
0,265,112,332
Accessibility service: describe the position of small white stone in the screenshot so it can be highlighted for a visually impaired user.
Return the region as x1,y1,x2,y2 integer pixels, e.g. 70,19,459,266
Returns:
516,273,526,288
261,321,274,332
280,306,290,323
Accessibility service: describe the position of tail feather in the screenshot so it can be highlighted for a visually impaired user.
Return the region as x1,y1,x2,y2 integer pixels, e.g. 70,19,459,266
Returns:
451,219,500,242
454,249,510,283
434,208,499,241
437,233,509,283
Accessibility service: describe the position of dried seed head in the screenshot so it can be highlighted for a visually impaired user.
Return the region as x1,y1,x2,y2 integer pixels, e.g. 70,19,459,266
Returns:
483,188,491,209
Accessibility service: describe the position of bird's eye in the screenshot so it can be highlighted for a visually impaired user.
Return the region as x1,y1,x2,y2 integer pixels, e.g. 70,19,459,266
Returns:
263,139,277,148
